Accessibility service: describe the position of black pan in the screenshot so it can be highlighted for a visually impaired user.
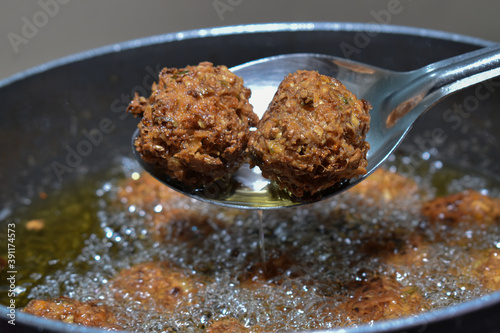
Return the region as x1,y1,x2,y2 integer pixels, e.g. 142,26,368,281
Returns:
1,22,500,333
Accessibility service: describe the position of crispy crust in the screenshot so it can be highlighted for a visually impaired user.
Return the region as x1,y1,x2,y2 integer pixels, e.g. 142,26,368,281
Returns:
347,168,419,202
205,317,252,333
23,297,121,330
23,171,500,330
421,190,500,227
474,249,500,290
341,276,428,321
108,262,200,311
248,70,371,198
129,62,258,188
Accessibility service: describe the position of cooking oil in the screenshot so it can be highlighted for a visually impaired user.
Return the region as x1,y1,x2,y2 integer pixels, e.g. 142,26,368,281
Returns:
1,153,500,332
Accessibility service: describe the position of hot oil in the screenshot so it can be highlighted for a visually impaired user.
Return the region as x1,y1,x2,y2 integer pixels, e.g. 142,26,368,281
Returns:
257,209,267,275
2,155,500,332
0,177,106,307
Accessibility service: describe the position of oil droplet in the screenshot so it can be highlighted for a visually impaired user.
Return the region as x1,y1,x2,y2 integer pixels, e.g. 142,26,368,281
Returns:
258,209,267,275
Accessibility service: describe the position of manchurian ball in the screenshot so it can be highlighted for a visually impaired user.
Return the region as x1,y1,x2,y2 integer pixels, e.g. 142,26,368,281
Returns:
128,62,259,188
248,70,371,198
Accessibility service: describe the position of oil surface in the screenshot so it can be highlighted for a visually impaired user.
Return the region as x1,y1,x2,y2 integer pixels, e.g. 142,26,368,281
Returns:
0,176,105,307
1,153,500,332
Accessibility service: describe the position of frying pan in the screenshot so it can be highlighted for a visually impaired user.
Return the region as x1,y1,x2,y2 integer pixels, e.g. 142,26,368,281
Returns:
1,22,500,333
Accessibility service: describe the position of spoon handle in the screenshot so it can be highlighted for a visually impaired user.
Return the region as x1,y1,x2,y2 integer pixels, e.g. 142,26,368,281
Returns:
424,43,500,97
386,43,500,129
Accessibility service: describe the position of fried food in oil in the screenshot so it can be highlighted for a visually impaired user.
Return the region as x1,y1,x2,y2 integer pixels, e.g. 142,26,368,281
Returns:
341,275,428,322
474,249,500,290
205,317,252,333
147,208,219,243
108,261,201,312
421,190,500,227
129,62,258,188
241,250,303,285
248,70,371,198
347,168,419,202
116,171,188,208
381,234,431,269
358,229,429,266
115,172,245,244
24,262,202,331
23,297,120,330
22,169,500,331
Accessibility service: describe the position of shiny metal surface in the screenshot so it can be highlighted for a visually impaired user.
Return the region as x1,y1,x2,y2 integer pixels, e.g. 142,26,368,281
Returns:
134,45,500,209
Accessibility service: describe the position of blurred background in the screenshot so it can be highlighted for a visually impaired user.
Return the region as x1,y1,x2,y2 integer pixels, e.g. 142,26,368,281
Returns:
1,0,499,81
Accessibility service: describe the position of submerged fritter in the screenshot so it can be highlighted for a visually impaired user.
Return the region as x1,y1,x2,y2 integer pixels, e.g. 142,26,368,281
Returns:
128,62,258,188
108,261,201,312
248,70,371,198
20,168,500,331
421,190,500,227
474,248,500,290
115,172,246,244
205,317,252,333
23,297,120,330
341,275,428,322
347,168,420,203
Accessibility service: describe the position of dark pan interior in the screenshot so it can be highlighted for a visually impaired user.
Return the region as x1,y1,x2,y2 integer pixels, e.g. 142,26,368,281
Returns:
1,22,499,333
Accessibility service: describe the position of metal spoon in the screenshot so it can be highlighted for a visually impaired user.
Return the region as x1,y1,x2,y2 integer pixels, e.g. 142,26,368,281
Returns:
132,43,500,209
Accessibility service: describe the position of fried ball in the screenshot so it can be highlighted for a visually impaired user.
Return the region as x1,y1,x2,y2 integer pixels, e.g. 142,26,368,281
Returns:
341,275,427,322
115,172,246,244
357,229,429,266
23,297,121,330
129,62,258,188
421,190,500,227
146,208,220,244
248,70,371,198
115,173,215,243
205,317,252,333
240,249,304,286
116,171,188,209
474,249,500,290
108,261,201,312
347,168,419,203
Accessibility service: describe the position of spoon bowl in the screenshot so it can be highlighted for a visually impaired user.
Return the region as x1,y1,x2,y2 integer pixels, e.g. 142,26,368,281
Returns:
133,44,500,209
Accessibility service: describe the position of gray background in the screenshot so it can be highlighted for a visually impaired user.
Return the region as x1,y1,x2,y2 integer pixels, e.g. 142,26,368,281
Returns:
1,0,499,81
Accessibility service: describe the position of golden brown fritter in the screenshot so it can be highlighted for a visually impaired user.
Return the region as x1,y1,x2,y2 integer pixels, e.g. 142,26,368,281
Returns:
240,249,304,287
129,62,258,188
248,70,371,198
116,171,188,209
347,168,419,203
108,261,201,312
23,297,121,330
357,229,429,266
148,208,220,244
115,172,245,244
382,234,431,269
25,166,500,331
341,275,428,322
23,262,202,330
474,248,500,291
116,173,216,242
205,317,252,333
421,190,500,227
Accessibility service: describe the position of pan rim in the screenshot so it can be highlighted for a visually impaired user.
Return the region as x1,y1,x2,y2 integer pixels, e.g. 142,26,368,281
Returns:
0,21,493,88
